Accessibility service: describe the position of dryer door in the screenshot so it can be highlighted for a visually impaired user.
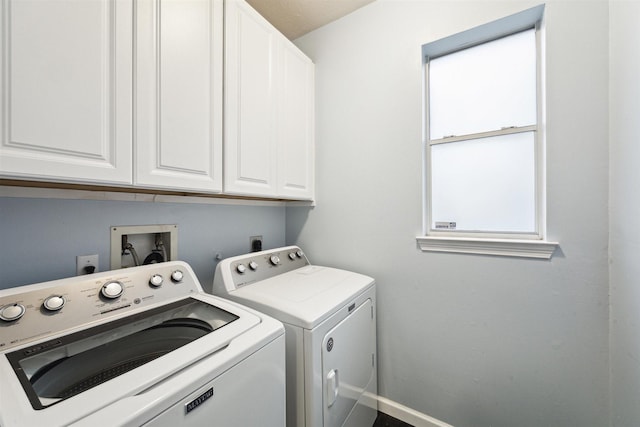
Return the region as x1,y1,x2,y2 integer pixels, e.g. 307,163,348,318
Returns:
322,298,375,427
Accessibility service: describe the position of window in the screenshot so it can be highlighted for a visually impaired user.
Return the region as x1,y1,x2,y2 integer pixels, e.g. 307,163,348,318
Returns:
418,4,557,258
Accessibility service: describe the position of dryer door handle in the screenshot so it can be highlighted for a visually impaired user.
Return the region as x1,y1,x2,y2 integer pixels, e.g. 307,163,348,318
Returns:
326,369,339,407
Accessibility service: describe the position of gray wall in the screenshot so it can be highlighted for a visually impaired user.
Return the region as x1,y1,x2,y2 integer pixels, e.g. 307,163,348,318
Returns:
288,1,610,426
0,196,286,289
609,1,640,426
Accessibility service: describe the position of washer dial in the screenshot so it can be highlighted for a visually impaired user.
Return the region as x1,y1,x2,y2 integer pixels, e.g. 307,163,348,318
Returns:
43,295,66,311
270,255,280,266
0,303,25,322
101,281,124,299
149,274,164,287
171,270,184,283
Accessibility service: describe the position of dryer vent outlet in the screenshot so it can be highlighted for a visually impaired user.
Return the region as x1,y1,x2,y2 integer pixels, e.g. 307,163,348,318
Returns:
250,236,263,252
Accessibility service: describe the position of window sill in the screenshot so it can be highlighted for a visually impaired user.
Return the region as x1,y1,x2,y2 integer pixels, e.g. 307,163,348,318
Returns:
416,236,558,259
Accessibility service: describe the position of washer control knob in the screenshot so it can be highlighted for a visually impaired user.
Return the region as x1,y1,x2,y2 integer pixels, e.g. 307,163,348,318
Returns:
171,270,184,283
0,303,26,322
249,261,259,271
270,255,280,266
43,295,65,311
296,250,304,258
236,264,247,274
288,252,297,261
149,274,164,288
101,281,124,299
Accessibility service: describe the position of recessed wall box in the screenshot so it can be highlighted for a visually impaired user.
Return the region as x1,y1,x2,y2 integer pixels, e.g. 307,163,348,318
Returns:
110,224,178,269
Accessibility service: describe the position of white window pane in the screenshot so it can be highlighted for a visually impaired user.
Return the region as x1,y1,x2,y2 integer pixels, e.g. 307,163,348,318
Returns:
429,29,536,139
431,132,536,233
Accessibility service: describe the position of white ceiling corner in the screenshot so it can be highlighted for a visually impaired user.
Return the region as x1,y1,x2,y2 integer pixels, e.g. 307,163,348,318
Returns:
245,0,376,40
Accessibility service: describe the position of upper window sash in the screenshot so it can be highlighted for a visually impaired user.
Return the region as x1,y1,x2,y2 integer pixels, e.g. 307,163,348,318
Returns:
427,28,538,142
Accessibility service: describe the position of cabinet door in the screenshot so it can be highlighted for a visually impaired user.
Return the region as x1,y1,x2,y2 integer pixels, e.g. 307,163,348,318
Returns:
135,0,223,193
278,41,315,200
224,0,278,197
0,0,132,184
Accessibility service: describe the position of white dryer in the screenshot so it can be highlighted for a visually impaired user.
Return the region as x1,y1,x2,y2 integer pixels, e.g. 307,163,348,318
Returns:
212,246,377,427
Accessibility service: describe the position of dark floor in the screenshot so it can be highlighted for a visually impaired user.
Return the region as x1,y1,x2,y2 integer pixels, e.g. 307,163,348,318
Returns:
373,412,415,427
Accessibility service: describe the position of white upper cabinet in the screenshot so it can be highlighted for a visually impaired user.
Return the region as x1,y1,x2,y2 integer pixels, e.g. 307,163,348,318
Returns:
1,0,313,200
224,0,315,200
135,0,223,193
224,0,278,197
278,41,315,200
0,0,133,185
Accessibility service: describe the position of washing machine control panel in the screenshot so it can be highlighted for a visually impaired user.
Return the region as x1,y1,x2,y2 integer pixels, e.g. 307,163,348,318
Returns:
226,247,310,289
0,261,199,351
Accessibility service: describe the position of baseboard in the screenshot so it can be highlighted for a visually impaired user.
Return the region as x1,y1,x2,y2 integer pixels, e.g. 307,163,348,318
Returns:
376,396,454,427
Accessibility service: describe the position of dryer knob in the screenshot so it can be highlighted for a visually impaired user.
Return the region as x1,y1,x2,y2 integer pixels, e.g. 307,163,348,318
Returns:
270,255,281,266
236,264,247,274
296,250,304,258
288,252,296,261
249,261,259,271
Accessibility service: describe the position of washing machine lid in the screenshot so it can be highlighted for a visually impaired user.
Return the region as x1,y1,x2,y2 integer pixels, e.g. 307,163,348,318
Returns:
5,296,248,411
228,266,374,329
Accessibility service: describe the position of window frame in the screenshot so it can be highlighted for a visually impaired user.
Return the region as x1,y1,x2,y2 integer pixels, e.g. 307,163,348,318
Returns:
417,4,558,259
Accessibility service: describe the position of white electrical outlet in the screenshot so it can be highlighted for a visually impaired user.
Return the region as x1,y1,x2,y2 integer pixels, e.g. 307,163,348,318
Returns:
250,235,263,252
76,254,99,275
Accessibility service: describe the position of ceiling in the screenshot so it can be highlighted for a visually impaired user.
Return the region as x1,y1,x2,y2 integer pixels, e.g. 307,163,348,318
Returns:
245,0,375,40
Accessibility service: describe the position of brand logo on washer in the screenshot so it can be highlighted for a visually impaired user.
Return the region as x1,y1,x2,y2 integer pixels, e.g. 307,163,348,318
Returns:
185,387,214,414
327,337,334,352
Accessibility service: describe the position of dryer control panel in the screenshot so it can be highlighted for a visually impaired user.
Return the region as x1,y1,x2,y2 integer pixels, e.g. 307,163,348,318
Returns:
213,246,309,291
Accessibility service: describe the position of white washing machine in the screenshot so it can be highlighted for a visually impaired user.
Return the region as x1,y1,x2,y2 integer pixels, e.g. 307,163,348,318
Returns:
212,246,377,427
0,261,285,427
